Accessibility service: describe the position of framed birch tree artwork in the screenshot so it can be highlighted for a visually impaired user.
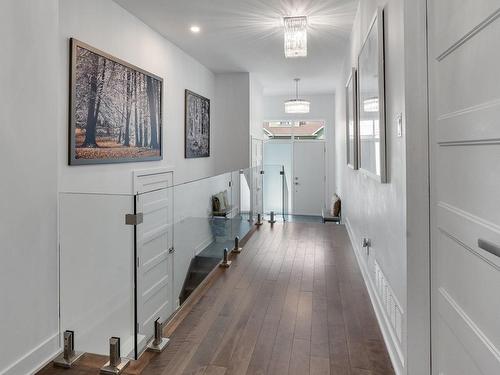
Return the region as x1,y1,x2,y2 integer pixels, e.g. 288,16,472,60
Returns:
185,90,210,158
69,38,163,165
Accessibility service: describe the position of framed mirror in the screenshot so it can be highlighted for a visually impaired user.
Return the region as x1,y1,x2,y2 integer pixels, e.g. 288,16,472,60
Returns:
346,68,358,169
357,7,387,182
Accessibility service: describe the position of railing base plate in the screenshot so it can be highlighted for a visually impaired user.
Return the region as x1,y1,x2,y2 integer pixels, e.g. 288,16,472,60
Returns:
100,359,130,374
147,338,170,353
53,351,84,368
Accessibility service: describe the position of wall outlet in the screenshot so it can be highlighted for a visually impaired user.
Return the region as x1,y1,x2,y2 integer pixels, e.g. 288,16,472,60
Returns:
362,238,371,255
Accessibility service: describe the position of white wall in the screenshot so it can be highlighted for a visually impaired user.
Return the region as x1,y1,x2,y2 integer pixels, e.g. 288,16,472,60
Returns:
262,94,336,201
212,73,250,175
59,0,219,193
334,0,408,373
249,75,265,141
0,1,60,374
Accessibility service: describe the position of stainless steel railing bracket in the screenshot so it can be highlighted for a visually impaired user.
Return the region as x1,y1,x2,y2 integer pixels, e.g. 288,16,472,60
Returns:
147,318,170,353
53,330,84,368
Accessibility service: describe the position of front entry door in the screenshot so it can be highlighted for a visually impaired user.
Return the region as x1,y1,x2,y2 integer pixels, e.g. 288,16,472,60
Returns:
292,141,325,216
428,2,500,374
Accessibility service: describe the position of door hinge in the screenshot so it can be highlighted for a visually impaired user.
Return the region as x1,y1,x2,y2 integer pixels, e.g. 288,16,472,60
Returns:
125,213,143,225
136,257,140,268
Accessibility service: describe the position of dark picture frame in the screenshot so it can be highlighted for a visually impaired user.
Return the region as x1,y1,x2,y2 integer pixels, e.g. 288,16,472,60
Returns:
357,7,387,182
346,67,358,169
185,90,210,158
69,38,163,165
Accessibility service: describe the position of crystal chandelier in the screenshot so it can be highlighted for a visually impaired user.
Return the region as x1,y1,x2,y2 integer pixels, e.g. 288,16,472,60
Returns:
284,16,308,58
285,78,310,114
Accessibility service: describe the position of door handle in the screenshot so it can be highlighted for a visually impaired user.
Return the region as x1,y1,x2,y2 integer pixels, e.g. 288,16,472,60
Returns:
169,247,175,254
477,239,500,258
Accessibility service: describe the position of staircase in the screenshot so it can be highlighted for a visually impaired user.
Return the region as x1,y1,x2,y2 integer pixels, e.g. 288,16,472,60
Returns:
179,256,221,304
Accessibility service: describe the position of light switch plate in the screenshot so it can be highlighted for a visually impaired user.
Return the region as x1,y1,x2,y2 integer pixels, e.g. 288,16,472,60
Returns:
396,113,403,137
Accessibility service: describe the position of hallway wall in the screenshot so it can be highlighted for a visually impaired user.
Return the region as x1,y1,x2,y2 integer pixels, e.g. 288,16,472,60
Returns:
334,0,407,373
0,1,60,374
59,0,253,194
212,73,250,175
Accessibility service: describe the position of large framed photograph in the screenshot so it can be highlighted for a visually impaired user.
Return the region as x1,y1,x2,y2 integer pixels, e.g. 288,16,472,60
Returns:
185,90,210,158
346,68,358,169
70,38,162,165
357,8,386,182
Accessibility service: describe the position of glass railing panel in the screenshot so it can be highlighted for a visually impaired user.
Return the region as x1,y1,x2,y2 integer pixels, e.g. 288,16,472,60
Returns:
134,186,174,355
249,166,264,222
59,192,136,359
263,164,284,220
282,167,290,221
172,172,233,307
228,169,253,243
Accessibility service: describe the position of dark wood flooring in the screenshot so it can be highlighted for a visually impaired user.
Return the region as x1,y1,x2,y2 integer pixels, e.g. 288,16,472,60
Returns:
38,223,394,375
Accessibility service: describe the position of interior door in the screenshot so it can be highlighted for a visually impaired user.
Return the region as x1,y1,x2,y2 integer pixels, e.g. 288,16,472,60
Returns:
428,2,500,374
292,141,325,216
134,170,174,354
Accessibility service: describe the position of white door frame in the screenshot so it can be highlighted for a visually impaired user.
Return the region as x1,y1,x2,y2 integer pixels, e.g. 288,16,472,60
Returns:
263,138,326,216
404,0,431,373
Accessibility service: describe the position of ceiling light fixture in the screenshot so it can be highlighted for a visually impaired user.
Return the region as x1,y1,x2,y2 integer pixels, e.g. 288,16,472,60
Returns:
190,25,201,33
284,16,308,58
285,78,310,114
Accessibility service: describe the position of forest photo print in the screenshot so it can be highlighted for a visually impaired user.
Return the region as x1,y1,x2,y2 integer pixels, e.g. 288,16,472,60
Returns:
70,39,162,164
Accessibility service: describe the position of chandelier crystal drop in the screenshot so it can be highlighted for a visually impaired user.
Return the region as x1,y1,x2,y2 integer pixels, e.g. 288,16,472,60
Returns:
285,78,310,114
284,16,308,58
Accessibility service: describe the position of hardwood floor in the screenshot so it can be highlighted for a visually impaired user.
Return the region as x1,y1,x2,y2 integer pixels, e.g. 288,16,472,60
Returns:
38,223,394,375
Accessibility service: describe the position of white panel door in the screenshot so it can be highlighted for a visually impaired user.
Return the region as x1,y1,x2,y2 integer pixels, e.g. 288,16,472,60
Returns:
134,170,174,353
292,141,325,216
428,2,500,374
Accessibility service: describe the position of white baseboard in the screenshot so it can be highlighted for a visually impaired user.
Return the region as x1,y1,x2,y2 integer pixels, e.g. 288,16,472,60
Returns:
0,332,60,375
344,218,405,375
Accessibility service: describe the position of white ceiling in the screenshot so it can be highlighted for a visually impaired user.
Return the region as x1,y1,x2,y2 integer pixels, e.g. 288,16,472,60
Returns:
115,0,358,95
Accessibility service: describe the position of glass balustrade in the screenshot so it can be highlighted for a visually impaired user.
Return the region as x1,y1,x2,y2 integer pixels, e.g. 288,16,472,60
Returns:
263,164,287,221
58,165,285,361
59,192,136,359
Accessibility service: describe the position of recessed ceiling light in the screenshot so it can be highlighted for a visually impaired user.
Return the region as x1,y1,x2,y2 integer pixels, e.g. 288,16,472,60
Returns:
190,25,201,33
